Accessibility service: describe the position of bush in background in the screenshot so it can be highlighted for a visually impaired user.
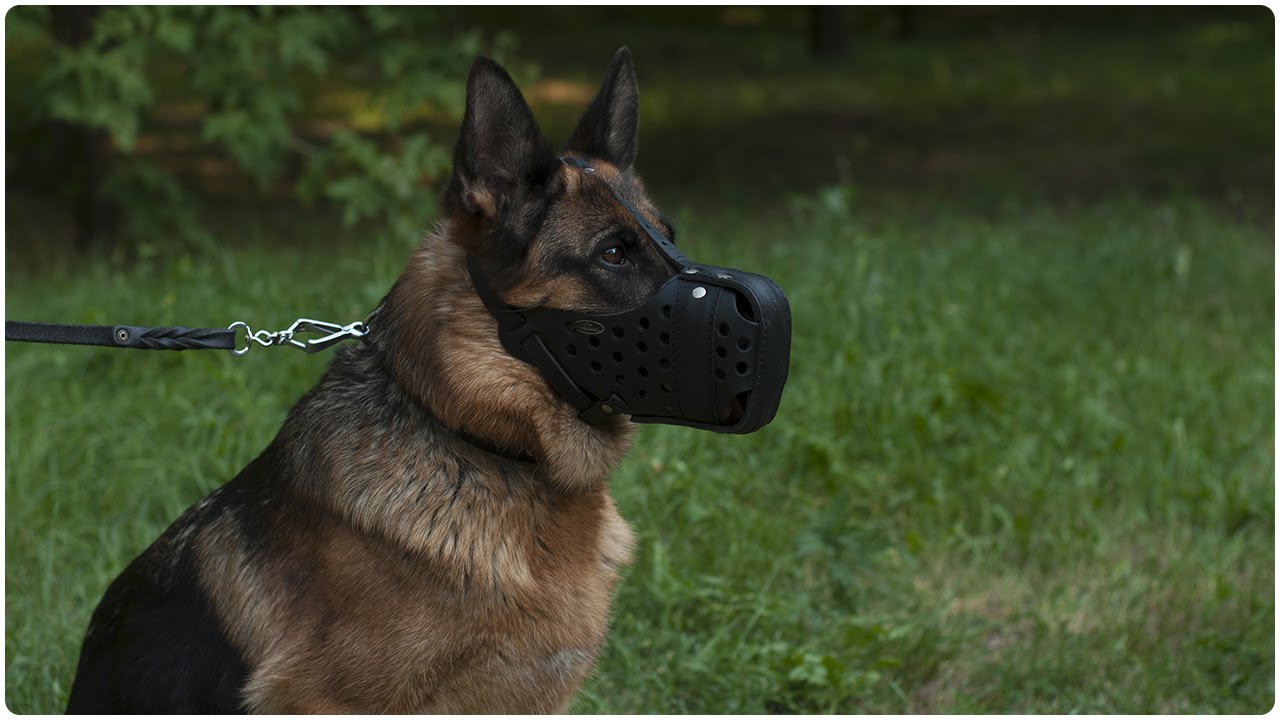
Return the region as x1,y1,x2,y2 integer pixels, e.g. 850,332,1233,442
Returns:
5,7,521,252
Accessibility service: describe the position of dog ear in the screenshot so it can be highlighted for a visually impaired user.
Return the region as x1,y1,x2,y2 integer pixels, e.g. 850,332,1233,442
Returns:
565,47,639,169
443,57,559,255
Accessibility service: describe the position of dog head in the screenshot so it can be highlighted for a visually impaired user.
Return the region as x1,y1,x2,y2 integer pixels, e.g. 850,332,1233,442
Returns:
434,50,790,435
441,48,679,318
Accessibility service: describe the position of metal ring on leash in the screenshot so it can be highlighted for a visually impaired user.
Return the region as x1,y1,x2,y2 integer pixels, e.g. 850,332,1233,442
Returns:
228,322,253,357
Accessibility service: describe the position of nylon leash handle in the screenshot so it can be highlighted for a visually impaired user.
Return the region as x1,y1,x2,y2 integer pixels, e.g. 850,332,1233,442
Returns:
5,321,236,351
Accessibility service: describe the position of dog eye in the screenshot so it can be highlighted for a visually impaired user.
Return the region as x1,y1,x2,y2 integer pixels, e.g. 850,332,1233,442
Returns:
600,246,626,265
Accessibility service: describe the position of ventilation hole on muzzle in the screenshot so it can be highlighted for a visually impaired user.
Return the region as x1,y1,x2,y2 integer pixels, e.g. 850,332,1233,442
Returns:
734,293,757,322
738,337,751,351
637,341,648,352
616,375,625,385
736,361,749,375
639,317,650,329
589,337,600,348
661,305,673,319
660,383,672,393
612,352,624,363
715,369,726,380
638,367,649,377
716,346,727,359
659,332,670,345
612,327,624,338
718,322,730,337
659,358,671,370
567,344,577,356
590,361,602,372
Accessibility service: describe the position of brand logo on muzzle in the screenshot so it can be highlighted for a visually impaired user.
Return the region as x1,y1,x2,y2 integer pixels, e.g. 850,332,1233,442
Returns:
468,157,791,435
568,320,605,335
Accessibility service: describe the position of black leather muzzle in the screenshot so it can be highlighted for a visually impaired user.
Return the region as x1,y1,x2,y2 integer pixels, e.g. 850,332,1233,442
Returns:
468,157,791,434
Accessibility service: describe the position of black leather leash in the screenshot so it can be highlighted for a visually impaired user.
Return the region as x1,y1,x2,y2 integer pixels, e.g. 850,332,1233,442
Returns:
5,318,367,355
6,321,236,351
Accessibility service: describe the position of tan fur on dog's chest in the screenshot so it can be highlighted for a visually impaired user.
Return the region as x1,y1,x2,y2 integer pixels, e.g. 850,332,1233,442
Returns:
196,466,634,714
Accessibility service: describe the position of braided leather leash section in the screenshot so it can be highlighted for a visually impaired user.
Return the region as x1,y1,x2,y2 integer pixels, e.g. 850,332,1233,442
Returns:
115,325,236,351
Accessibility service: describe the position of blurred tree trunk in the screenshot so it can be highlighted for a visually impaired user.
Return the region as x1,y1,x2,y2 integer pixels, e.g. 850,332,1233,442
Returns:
894,6,916,39
51,6,116,252
809,7,846,58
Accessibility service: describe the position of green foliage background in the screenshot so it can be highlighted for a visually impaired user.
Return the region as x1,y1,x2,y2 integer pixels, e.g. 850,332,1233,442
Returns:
6,6,526,245
5,7,1275,714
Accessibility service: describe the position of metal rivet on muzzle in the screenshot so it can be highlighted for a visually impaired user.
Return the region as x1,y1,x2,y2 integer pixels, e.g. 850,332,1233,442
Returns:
691,287,707,299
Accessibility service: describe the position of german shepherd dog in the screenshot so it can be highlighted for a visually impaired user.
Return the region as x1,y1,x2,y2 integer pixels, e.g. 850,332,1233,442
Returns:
67,48,673,713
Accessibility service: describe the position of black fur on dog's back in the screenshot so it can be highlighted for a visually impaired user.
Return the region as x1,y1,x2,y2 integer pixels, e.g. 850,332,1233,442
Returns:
64,465,269,712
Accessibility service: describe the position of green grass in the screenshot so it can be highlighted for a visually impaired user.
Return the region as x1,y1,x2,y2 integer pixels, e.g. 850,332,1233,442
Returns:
577,195,1274,713
6,194,1272,713
5,7,1274,715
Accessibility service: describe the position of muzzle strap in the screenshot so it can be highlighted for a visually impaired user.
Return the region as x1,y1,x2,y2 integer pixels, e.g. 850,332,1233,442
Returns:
467,254,617,424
